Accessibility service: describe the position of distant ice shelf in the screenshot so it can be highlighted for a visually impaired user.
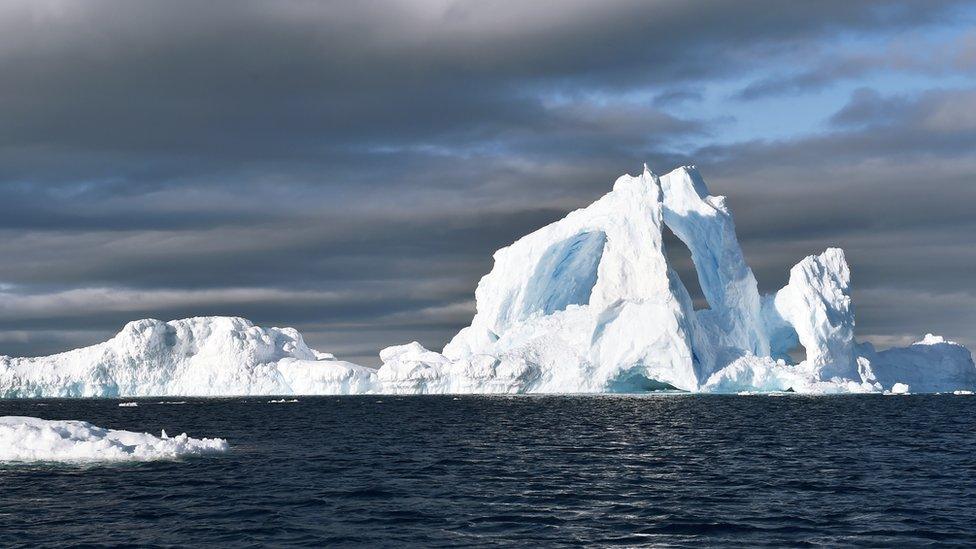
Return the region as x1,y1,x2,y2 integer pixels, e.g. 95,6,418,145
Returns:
1,165,973,396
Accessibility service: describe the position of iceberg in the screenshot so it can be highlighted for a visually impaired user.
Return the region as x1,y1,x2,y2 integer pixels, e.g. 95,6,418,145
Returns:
0,316,376,397
857,334,976,393
0,416,227,462
0,165,972,396
376,165,976,395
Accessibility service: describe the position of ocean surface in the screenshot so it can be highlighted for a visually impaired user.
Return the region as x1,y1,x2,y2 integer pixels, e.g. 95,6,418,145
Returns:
1,394,975,547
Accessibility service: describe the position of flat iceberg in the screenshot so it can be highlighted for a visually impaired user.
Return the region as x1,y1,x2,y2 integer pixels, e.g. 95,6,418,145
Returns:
0,316,377,397
1,165,972,396
0,416,228,462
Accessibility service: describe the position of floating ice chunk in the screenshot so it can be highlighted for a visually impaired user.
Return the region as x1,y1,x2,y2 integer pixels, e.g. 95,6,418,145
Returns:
858,335,976,393
0,416,228,463
701,354,878,394
889,383,911,395
274,358,378,394
118,402,138,407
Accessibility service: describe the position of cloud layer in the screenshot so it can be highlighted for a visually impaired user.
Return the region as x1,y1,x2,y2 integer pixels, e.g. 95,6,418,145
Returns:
1,1,974,363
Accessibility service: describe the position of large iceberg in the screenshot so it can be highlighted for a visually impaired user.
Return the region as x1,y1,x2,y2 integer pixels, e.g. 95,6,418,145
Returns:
376,165,975,395
1,165,972,396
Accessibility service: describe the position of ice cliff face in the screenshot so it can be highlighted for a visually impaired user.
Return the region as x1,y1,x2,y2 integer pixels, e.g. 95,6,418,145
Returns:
2,165,973,397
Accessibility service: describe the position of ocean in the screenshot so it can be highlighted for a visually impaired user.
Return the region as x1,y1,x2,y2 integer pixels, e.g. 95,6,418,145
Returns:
1,394,974,547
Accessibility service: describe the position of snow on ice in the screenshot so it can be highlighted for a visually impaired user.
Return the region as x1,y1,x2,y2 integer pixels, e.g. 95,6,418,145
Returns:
0,416,228,462
0,316,375,397
1,165,973,396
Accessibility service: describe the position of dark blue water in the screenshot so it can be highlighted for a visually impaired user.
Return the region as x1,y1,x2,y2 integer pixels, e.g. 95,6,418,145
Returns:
2,395,975,547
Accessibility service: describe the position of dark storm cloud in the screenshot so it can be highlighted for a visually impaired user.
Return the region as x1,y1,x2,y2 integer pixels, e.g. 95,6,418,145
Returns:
0,208,568,289
1,0,975,360
0,1,963,162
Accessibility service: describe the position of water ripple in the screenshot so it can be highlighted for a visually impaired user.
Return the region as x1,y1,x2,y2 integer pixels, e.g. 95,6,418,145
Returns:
1,394,975,547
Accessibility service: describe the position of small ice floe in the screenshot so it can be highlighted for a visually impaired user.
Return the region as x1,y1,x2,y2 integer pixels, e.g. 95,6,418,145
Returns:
884,383,911,395
0,416,228,463
953,390,974,395
118,402,139,407
268,398,299,403
157,401,188,405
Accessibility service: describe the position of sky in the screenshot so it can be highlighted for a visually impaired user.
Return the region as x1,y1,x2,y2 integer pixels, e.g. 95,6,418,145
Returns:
1,0,975,365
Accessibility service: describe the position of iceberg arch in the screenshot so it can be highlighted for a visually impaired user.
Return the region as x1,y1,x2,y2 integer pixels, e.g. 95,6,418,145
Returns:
659,167,769,379
380,165,974,395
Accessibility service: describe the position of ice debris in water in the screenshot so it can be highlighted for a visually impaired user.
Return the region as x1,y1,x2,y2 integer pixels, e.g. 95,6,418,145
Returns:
0,165,973,396
0,416,228,463
888,383,911,395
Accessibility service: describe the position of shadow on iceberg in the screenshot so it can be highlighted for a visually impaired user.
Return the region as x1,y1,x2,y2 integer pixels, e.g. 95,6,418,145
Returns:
606,369,681,393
